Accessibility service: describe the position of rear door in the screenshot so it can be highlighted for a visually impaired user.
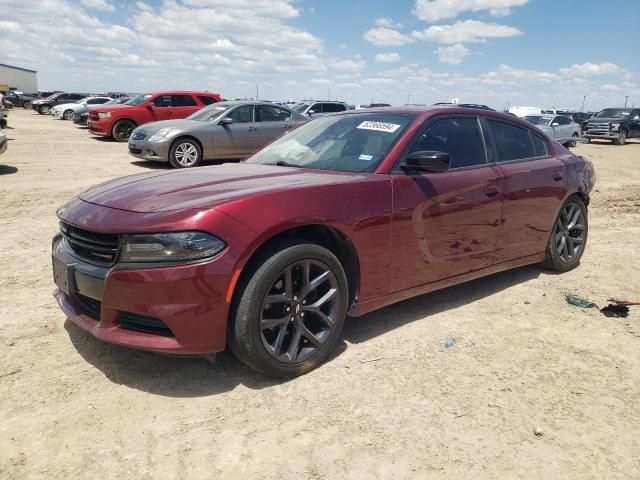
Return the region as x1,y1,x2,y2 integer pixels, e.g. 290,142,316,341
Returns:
390,115,504,291
484,118,568,263
170,94,200,119
212,105,261,157
255,105,294,144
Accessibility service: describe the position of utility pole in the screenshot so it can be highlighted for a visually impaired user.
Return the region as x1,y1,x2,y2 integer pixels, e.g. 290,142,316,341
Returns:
625,96,629,108
581,95,586,112
256,84,259,100
407,94,410,104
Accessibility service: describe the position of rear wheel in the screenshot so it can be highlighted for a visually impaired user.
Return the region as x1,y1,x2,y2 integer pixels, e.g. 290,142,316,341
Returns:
23,100,32,109
613,130,627,145
230,241,348,377
62,109,74,120
112,119,136,142
39,104,51,115
542,196,588,272
569,132,578,147
169,138,202,168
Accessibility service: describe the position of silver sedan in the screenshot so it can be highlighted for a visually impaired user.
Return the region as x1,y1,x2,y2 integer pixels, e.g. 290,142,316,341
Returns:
524,115,582,146
128,101,308,168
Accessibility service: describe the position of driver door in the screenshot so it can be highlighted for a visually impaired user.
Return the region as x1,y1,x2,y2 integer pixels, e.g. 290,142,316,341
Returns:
212,105,262,157
390,115,504,292
150,95,175,121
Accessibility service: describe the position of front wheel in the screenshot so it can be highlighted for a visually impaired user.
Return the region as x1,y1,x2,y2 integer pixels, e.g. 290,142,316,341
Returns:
112,119,136,142
23,100,32,109
230,241,349,377
63,109,74,120
169,139,202,168
542,196,588,272
613,130,627,145
569,132,578,147
39,104,51,115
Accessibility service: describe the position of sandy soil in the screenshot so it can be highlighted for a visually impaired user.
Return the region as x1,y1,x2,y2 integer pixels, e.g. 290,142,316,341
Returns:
1,109,639,479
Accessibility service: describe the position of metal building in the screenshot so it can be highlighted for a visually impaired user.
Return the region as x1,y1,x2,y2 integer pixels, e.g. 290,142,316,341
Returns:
0,63,38,93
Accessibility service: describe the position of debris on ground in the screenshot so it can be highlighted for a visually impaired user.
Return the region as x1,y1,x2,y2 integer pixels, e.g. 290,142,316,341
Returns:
600,304,630,318
565,294,598,309
533,426,544,437
444,339,455,350
606,298,640,306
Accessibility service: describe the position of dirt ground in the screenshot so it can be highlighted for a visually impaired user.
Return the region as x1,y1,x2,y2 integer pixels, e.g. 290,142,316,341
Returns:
1,109,639,479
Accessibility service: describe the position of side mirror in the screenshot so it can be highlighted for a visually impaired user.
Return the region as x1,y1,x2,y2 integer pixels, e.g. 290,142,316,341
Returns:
402,151,450,173
307,110,315,115
220,116,233,125
145,103,154,109
551,122,559,126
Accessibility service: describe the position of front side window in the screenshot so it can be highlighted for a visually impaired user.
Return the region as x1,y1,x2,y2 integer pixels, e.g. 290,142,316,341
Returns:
488,119,536,161
407,116,487,169
257,105,291,122
228,105,254,123
153,95,172,108
247,113,415,173
556,116,571,125
171,95,197,107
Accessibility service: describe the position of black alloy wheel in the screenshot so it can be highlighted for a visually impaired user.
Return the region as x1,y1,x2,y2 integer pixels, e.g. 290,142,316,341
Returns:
542,196,588,272
112,119,136,142
231,241,348,377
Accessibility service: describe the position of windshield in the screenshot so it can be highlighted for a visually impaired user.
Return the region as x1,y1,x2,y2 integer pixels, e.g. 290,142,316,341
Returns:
524,116,552,126
595,108,630,119
125,94,151,106
247,113,415,173
292,103,311,113
187,103,231,121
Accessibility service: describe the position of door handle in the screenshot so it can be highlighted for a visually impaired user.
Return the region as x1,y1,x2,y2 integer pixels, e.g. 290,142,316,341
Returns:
552,170,563,181
484,185,500,197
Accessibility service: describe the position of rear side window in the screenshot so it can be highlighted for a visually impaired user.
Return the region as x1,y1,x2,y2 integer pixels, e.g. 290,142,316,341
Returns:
153,95,172,107
488,119,535,162
87,98,108,105
171,95,197,107
530,133,549,157
257,105,291,122
408,116,487,169
197,95,217,105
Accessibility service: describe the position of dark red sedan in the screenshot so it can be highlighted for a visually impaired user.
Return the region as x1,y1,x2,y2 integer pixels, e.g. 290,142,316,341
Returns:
53,107,595,377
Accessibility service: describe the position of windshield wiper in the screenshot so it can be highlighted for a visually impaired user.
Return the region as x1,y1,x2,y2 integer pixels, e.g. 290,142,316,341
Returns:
271,160,302,168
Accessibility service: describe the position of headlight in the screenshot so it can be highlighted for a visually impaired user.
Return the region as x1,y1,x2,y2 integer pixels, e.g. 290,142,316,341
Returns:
610,123,620,131
97,112,111,119
148,128,172,142
120,232,226,263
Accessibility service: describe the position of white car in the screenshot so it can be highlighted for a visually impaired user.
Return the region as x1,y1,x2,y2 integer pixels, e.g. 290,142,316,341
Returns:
52,97,112,120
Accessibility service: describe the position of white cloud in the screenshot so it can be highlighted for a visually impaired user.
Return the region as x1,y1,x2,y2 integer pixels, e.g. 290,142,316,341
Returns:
135,1,153,12
364,27,415,47
482,64,560,84
328,56,367,73
375,18,403,28
413,0,528,22
412,20,522,44
375,52,401,63
560,62,625,77
434,44,469,64
601,84,620,92
80,0,114,12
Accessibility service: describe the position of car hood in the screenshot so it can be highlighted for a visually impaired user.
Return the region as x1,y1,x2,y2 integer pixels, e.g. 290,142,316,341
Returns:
588,117,622,123
135,119,203,134
78,163,362,213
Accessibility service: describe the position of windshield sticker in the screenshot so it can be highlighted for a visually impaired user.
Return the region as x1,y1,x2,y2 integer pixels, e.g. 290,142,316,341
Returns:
357,121,401,133
358,154,373,161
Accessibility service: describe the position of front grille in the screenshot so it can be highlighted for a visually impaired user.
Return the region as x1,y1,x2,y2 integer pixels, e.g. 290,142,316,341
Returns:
131,132,146,140
75,293,101,320
120,312,174,336
586,123,611,135
129,147,142,154
60,222,120,266
88,112,99,120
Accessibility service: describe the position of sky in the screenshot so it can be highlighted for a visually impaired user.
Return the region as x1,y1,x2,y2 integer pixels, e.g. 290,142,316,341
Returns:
0,0,638,111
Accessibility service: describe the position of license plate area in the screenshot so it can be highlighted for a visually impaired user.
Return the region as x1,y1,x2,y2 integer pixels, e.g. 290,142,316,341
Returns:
53,257,76,295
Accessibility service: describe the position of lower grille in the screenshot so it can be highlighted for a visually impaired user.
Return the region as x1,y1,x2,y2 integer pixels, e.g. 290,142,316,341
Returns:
129,147,142,154
75,293,101,320
120,312,174,337
61,222,120,266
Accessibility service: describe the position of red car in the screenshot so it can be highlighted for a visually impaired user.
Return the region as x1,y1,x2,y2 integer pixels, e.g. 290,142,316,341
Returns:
53,107,595,377
87,91,222,142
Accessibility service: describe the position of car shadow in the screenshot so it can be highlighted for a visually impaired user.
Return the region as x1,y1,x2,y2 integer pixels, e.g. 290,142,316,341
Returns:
0,165,18,175
130,160,168,170
65,264,545,397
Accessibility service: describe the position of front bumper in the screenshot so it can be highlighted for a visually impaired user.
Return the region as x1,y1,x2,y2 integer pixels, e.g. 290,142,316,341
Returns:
127,137,169,162
88,118,112,136
585,132,620,139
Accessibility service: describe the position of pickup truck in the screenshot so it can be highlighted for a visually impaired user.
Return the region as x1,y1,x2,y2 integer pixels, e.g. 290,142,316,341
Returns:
584,108,640,145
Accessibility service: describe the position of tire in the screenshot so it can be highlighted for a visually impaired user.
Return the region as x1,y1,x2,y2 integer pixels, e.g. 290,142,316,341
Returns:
112,119,136,142
169,138,202,168
613,130,627,146
230,241,349,378
39,104,51,115
62,109,74,120
542,196,588,272
570,132,578,148
23,100,32,109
